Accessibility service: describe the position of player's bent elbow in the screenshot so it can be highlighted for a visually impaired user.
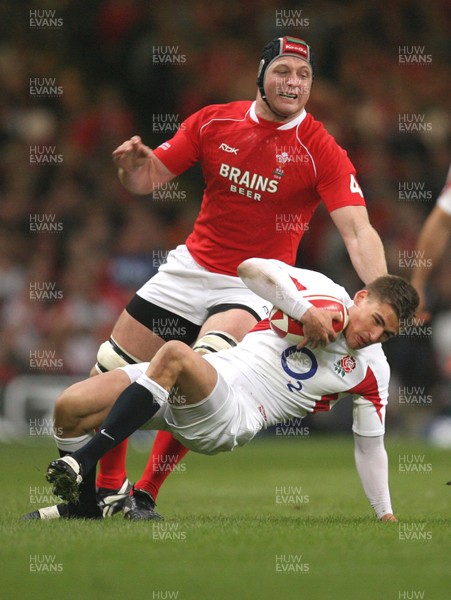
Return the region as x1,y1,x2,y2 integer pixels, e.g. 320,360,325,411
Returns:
237,257,263,280
236,259,249,279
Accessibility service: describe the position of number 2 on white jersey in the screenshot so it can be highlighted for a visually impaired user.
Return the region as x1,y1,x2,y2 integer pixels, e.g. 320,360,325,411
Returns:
350,174,363,197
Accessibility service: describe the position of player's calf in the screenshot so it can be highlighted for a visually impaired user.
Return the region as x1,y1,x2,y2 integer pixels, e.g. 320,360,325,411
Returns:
53,386,86,438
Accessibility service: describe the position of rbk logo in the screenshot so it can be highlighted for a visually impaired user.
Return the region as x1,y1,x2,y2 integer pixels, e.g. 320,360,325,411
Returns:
219,143,239,155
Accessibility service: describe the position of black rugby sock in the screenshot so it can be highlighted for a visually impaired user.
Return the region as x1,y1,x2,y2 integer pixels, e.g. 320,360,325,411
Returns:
73,382,160,475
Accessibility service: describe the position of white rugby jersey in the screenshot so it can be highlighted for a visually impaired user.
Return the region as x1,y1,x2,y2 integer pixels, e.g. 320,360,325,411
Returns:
205,264,389,437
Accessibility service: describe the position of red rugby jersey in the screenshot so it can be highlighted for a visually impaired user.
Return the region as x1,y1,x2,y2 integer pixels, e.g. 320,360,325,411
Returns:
153,101,365,275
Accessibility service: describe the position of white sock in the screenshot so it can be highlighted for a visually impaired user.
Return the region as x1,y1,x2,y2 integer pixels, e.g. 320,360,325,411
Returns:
54,432,94,453
136,373,169,405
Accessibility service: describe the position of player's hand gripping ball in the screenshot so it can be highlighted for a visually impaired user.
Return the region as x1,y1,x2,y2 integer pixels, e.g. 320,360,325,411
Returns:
269,295,349,344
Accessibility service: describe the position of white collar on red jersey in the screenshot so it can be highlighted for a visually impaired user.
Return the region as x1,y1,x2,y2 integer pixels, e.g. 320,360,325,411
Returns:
249,101,307,130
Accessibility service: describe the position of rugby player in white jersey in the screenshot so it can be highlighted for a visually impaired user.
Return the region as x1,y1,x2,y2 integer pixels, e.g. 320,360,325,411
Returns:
28,258,418,522
85,36,388,521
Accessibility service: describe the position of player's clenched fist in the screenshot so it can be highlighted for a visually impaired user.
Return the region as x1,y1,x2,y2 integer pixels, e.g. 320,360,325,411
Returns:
112,136,153,172
296,306,340,349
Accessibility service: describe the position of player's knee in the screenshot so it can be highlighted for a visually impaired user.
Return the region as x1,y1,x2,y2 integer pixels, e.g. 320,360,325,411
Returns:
192,330,238,355
94,337,140,373
148,340,192,378
160,340,191,364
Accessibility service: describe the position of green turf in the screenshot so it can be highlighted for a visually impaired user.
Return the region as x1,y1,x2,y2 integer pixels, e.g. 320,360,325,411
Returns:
1,435,450,600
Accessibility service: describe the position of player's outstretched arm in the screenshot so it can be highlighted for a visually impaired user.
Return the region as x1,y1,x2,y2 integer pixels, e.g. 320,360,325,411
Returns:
330,206,387,284
353,433,397,522
113,135,176,195
237,258,340,347
411,204,451,319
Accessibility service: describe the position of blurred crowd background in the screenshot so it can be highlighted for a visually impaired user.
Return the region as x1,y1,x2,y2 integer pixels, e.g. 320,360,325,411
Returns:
0,0,450,438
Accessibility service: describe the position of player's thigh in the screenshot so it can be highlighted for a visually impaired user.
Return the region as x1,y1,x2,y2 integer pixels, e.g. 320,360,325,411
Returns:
111,309,166,361
199,308,258,342
55,369,131,426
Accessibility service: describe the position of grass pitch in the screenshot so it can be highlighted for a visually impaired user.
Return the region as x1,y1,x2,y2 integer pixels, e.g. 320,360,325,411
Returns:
1,435,450,600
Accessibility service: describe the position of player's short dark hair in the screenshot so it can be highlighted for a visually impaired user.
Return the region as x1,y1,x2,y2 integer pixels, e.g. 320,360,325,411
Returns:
364,275,419,322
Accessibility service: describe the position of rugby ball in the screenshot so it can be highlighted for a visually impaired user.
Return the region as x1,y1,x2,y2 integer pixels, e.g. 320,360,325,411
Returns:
269,295,349,344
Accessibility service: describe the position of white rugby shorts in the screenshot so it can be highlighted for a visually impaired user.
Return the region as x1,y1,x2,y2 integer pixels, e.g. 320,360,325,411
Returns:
120,360,264,455
135,245,270,325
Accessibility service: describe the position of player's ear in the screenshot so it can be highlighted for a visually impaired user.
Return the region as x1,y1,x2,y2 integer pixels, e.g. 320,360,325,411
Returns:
353,290,368,305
